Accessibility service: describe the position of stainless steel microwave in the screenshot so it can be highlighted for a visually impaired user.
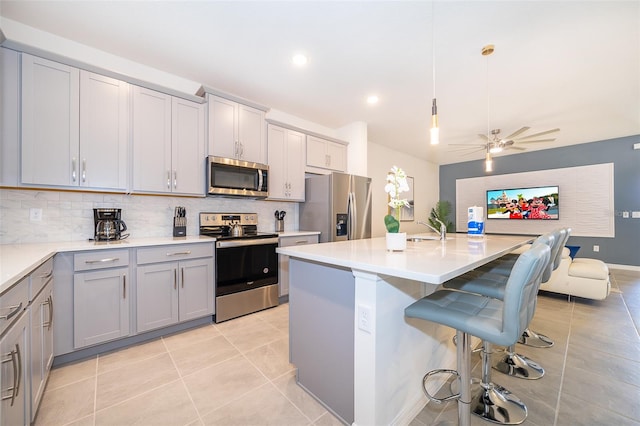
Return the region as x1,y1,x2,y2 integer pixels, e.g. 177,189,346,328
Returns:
207,156,269,198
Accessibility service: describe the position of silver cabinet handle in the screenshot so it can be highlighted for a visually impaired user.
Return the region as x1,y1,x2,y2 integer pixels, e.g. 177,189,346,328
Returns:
234,141,239,158
181,267,185,288
0,303,23,321
122,274,126,299
44,295,53,330
166,251,191,256
1,344,21,406
295,240,309,245
174,268,177,290
82,158,87,182
85,257,119,264
72,157,77,182
37,270,53,279
167,170,171,189
173,170,177,189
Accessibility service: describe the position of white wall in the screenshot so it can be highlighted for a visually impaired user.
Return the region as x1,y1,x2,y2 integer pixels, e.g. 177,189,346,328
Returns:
367,142,439,237
336,121,368,177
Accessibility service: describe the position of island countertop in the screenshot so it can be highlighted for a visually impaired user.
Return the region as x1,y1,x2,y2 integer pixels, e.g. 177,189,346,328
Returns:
277,233,533,284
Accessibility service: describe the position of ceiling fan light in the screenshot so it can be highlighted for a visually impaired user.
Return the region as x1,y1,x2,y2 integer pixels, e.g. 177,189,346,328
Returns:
489,144,502,154
485,152,493,172
430,98,439,145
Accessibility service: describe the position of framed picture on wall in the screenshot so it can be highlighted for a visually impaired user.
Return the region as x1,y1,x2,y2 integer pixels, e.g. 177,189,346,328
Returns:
400,176,414,221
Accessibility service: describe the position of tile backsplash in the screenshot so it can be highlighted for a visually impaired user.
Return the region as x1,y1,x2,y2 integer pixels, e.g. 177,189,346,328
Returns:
0,189,299,244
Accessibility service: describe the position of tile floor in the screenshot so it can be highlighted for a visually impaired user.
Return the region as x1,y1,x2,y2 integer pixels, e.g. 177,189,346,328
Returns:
35,269,639,426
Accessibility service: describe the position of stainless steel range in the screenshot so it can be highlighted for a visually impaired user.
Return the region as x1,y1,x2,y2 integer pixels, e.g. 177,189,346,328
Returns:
199,212,279,323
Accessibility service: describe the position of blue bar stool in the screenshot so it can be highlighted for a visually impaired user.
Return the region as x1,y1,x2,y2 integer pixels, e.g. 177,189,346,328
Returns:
405,244,551,426
444,232,560,382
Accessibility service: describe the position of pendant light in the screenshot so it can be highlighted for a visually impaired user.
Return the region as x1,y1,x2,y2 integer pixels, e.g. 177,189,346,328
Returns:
430,2,439,145
483,44,495,172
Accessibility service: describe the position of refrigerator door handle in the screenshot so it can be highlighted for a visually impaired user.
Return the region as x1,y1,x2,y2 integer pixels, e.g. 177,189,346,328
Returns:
350,191,357,240
347,191,353,240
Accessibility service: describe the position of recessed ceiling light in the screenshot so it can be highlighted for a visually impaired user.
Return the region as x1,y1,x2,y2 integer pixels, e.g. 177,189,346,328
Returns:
367,95,379,105
292,54,308,67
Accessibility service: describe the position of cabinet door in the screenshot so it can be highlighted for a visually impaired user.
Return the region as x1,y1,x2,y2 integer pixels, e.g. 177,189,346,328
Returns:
136,262,179,333
286,129,306,201
1,47,20,187
178,258,214,321
79,71,129,190
278,235,319,296
267,125,287,199
326,141,347,172
74,268,129,348
208,95,237,159
172,97,205,195
21,53,80,186
29,283,53,420
1,313,28,426
238,104,266,164
306,135,328,169
132,86,172,193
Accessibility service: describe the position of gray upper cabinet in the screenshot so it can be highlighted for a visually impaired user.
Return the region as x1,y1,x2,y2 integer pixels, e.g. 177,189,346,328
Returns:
207,94,266,164
21,53,80,187
132,86,205,195
306,135,347,172
21,53,130,190
79,71,129,190
267,124,306,201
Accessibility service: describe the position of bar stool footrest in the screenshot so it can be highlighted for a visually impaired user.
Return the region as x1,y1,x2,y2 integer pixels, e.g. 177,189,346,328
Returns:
422,369,460,404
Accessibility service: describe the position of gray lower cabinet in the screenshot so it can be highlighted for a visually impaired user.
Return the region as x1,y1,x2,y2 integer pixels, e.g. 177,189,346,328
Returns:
73,250,130,349
29,275,53,421
136,244,214,333
278,234,319,297
1,312,28,426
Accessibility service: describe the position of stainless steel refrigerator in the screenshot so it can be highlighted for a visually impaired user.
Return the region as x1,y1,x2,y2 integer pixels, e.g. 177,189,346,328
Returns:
299,172,372,243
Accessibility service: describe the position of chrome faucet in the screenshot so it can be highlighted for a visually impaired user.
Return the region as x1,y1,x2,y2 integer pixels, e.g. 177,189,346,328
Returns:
417,219,447,240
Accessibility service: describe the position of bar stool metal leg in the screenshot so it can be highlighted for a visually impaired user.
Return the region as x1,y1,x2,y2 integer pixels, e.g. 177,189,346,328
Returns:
519,328,554,348
457,330,472,426
469,342,528,424
493,344,545,379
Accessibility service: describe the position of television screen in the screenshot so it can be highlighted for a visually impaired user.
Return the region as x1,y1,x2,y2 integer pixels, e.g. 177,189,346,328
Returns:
487,186,559,220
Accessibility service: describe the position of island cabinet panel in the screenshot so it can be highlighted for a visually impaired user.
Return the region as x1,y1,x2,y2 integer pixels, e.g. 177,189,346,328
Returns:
289,258,355,425
278,234,319,297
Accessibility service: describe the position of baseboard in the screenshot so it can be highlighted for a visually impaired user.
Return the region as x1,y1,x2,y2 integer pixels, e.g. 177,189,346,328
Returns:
607,263,640,272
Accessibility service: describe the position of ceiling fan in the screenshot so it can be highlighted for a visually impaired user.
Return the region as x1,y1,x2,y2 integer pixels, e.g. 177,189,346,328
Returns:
448,127,560,156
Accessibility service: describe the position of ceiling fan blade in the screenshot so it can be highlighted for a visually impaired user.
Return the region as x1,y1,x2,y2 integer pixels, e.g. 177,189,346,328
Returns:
459,148,487,157
448,143,486,147
503,126,530,140
477,134,489,141
516,128,560,140
505,146,526,151
517,138,556,144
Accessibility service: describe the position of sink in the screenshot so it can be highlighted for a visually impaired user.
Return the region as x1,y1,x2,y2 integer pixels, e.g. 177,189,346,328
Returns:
406,236,440,242
406,235,452,242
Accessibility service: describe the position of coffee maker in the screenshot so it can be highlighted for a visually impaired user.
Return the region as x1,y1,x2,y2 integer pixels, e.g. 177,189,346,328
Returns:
93,208,129,241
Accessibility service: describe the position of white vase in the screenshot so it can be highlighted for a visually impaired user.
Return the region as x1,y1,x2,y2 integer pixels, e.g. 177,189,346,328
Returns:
386,232,407,251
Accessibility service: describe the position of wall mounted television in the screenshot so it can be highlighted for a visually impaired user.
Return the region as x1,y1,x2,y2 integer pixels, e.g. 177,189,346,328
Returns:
487,186,559,220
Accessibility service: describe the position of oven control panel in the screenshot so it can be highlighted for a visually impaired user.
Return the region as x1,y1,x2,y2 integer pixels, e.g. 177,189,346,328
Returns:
200,212,258,226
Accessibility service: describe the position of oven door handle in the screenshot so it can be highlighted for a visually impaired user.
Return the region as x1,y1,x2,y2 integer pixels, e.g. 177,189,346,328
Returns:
216,237,279,248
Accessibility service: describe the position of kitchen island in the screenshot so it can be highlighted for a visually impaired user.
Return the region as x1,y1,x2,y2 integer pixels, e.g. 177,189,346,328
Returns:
277,233,533,426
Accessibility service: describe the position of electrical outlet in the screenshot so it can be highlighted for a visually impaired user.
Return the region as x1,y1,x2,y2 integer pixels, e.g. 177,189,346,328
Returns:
633,211,640,219
593,245,599,252
623,211,630,218
30,208,43,222
358,305,373,333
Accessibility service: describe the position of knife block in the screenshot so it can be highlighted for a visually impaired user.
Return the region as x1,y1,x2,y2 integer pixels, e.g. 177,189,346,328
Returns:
173,217,186,237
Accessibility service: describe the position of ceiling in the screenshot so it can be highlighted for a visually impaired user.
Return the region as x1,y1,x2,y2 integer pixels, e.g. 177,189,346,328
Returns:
1,1,639,165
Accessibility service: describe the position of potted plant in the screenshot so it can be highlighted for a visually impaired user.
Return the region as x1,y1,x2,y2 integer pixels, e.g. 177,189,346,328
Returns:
384,166,411,251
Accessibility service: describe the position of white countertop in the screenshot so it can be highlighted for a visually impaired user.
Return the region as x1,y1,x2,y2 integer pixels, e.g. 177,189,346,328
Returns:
277,233,533,284
0,236,215,294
